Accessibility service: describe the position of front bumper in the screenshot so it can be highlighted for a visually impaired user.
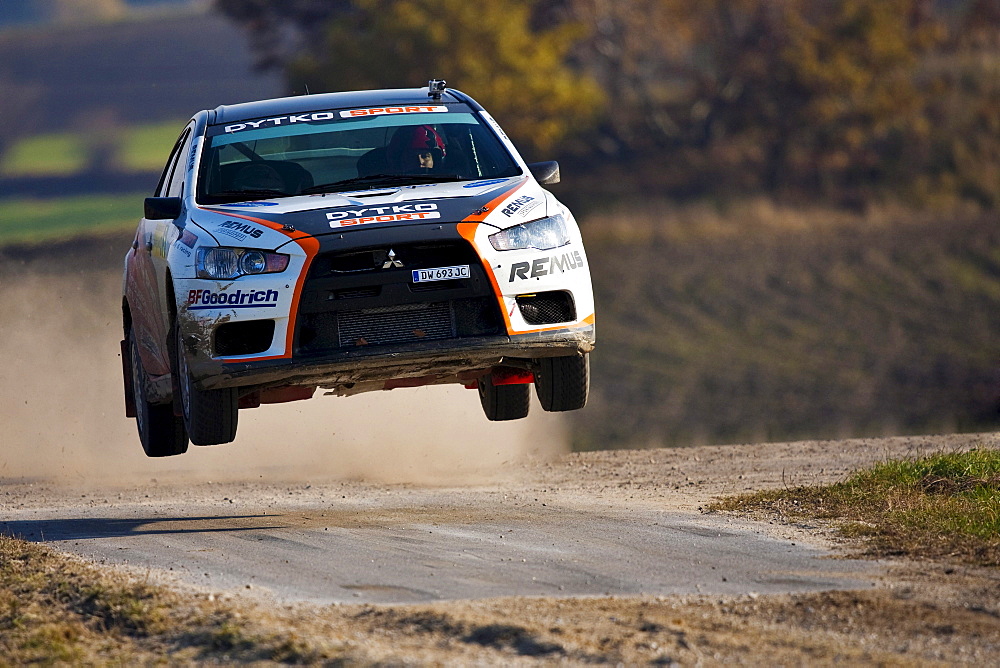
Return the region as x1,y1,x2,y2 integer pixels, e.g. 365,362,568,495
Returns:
189,324,595,393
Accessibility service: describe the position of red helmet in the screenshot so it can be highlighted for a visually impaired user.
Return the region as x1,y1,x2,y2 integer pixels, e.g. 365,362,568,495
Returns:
387,125,446,170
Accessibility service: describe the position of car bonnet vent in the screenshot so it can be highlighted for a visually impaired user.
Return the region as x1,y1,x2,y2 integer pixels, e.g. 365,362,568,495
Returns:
345,189,399,198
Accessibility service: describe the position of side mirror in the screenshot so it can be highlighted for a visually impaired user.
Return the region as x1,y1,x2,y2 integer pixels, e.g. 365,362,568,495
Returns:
528,161,560,185
144,197,182,220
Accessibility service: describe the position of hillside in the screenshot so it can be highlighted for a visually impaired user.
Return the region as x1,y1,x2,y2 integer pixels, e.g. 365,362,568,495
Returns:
573,204,1000,449
0,10,281,136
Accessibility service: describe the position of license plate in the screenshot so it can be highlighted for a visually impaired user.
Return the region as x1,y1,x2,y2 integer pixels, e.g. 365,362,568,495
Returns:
412,265,470,283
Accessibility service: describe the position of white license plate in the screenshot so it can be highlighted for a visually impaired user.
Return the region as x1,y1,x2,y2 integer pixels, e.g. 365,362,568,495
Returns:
412,265,470,283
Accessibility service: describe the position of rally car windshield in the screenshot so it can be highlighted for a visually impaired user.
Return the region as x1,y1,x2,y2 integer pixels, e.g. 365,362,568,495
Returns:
196,110,522,204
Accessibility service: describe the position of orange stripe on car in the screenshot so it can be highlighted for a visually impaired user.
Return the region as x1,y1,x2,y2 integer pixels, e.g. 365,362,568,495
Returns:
462,179,527,222
195,208,319,361
459,207,595,336
456,221,515,334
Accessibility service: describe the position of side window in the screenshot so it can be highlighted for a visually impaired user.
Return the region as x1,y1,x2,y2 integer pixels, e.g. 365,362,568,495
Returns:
166,129,194,198
156,128,191,197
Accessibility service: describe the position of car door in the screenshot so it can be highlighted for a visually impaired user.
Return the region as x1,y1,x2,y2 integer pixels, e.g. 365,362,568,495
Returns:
126,125,192,378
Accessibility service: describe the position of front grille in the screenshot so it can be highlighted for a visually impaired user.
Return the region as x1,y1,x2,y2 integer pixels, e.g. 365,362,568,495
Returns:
294,232,505,356
333,286,381,300
309,242,479,280
297,297,502,354
410,279,464,292
338,302,453,347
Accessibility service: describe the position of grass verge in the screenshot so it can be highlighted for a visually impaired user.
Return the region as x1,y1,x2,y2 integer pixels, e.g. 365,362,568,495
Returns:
709,448,1000,565
0,535,340,664
0,193,142,246
5,533,990,665
1,121,182,176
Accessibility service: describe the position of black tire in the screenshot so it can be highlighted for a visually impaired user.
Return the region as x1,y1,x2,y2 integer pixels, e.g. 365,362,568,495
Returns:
478,373,530,421
129,329,188,457
534,354,590,412
173,321,239,446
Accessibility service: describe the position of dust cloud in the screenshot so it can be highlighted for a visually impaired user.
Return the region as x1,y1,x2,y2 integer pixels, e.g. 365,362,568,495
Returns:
0,270,568,488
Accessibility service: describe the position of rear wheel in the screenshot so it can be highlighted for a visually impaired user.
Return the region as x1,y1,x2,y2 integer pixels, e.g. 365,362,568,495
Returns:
173,321,239,445
534,354,590,412
129,329,188,457
478,373,530,421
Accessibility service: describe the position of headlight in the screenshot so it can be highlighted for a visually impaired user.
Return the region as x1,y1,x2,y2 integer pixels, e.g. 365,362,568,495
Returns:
488,214,570,251
196,247,289,279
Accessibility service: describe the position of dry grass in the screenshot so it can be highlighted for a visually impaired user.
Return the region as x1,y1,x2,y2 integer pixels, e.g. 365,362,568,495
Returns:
3,533,1000,665
578,196,985,245
0,536,343,664
710,449,1000,565
574,200,1000,449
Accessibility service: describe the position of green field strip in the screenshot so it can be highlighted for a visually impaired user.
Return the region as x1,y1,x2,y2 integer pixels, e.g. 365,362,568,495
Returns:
0,193,142,245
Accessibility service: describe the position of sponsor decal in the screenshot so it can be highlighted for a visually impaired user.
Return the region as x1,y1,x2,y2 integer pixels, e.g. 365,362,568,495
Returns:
339,105,447,118
508,250,585,282
221,201,280,207
187,288,281,310
178,230,198,248
326,203,440,228
150,225,175,259
224,112,338,133
485,114,510,141
501,195,540,218
214,220,264,242
464,178,508,189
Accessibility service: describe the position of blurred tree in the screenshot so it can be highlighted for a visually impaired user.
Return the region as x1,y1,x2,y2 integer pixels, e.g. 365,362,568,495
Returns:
918,0,1000,207
958,0,1000,48
552,0,942,201
45,0,127,22
216,0,996,207
215,0,602,156
214,0,344,72
737,0,940,198
533,0,695,158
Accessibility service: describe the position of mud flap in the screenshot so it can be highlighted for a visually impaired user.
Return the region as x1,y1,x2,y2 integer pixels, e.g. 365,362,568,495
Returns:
170,321,184,418
121,339,136,418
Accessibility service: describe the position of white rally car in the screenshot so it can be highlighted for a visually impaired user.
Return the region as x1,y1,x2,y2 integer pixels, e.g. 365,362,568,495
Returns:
122,81,595,457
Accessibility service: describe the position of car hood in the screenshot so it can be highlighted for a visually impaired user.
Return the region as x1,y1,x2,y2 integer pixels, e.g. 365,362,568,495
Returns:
195,176,548,242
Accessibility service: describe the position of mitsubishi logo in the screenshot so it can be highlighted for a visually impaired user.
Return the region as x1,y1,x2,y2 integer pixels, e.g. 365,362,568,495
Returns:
382,249,404,269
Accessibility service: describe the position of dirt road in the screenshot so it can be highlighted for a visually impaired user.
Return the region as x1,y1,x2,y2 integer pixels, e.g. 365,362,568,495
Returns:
3,473,874,606
4,432,1000,663
3,431,993,606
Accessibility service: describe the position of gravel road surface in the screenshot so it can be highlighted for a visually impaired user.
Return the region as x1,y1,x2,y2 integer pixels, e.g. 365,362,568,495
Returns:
7,432,997,606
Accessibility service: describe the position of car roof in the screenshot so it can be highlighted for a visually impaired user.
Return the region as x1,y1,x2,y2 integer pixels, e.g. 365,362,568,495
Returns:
207,87,480,126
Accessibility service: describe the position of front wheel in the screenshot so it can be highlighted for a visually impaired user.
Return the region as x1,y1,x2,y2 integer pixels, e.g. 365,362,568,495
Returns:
173,322,238,446
534,354,590,412
478,373,530,421
129,328,188,457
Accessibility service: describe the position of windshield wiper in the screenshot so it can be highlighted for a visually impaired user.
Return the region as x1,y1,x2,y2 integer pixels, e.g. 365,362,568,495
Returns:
300,173,464,195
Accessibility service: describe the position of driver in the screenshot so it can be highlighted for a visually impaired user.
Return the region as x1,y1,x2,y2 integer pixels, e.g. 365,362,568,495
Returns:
386,125,447,174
